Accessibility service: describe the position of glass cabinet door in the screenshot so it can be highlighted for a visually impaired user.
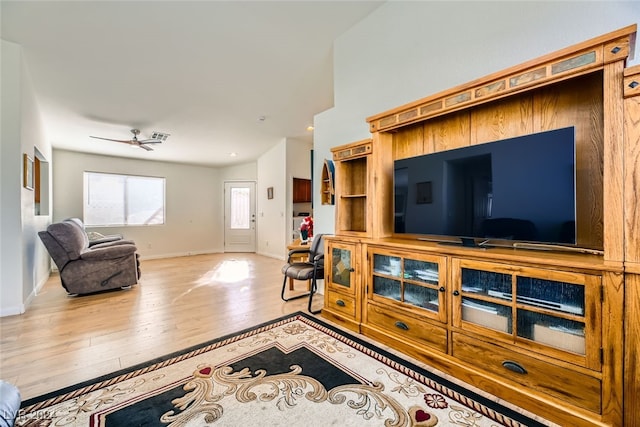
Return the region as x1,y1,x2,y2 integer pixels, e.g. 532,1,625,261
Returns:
452,258,601,368
369,248,446,322
327,242,357,295
515,275,593,356
372,253,402,301
458,267,513,334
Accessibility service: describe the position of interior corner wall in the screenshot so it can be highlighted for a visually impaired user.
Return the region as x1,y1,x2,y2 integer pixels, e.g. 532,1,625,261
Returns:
1,39,52,317
285,138,313,180
1,40,24,316
312,1,640,236
286,137,313,236
256,139,287,259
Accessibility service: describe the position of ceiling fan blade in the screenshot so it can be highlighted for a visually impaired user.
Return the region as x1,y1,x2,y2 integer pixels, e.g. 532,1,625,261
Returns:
138,140,162,145
138,144,154,151
90,136,132,143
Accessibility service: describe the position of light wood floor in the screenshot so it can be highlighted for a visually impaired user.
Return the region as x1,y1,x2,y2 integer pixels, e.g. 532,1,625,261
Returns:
0,253,315,400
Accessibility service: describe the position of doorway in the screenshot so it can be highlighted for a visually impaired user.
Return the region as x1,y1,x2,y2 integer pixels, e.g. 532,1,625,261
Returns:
224,181,256,252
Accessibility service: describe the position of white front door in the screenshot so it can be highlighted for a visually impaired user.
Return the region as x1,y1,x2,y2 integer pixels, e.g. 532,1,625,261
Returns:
224,181,256,252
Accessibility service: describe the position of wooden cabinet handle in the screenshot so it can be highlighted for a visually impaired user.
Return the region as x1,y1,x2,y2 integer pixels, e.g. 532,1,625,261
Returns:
336,299,346,307
452,290,460,296
502,360,527,375
395,321,409,331
439,286,445,292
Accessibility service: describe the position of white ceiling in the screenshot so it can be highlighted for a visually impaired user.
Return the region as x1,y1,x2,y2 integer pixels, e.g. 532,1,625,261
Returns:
1,1,384,166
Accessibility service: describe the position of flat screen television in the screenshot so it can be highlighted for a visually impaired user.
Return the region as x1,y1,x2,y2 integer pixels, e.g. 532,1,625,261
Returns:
394,127,576,247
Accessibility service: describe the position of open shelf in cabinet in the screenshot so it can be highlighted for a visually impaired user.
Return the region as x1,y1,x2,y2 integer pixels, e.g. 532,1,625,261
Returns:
320,159,335,205
332,140,371,236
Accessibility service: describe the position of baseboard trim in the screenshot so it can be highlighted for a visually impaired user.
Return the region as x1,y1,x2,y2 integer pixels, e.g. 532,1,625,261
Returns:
256,250,286,261
140,250,222,261
0,304,25,317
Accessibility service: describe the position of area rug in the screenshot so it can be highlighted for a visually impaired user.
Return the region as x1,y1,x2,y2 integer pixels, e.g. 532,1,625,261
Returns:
17,312,549,426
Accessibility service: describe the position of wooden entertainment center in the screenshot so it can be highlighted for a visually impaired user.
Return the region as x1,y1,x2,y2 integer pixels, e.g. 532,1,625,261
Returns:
322,25,639,427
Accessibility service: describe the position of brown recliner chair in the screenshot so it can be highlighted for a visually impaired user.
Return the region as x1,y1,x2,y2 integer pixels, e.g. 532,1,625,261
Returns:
38,220,140,295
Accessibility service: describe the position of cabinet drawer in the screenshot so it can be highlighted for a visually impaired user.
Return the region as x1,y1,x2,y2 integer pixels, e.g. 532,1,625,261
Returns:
325,291,356,318
452,333,601,413
367,303,447,353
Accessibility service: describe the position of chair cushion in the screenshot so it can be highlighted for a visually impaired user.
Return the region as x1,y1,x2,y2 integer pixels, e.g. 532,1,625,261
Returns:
64,218,91,248
47,221,88,260
282,262,323,280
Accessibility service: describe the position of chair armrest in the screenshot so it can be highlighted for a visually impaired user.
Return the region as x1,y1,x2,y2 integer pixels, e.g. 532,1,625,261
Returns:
287,248,310,262
313,254,324,263
81,244,137,261
88,235,123,247
90,239,136,249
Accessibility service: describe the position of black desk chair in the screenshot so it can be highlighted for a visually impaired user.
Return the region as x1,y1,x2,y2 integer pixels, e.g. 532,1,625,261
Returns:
280,234,325,314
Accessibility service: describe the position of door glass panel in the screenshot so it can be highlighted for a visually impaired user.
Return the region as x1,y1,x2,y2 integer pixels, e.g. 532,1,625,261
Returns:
461,268,512,300
517,309,585,354
461,297,512,333
331,248,351,287
404,259,439,284
516,277,584,316
404,284,439,312
230,187,250,229
373,276,401,301
373,254,402,277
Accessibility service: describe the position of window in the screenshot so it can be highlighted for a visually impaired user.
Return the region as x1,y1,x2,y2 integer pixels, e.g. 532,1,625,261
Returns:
229,187,250,229
84,172,165,226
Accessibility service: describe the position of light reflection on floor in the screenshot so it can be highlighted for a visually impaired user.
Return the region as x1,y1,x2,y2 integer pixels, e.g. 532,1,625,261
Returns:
171,259,253,304
209,259,251,284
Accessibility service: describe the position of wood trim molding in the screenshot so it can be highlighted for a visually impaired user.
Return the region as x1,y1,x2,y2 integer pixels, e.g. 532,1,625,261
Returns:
367,25,636,133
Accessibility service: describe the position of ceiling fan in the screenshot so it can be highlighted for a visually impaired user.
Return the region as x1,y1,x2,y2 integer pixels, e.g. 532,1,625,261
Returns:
90,128,166,151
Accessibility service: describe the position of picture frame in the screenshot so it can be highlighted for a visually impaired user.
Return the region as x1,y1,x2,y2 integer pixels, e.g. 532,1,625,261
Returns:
23,153,34,190
267,187,274,200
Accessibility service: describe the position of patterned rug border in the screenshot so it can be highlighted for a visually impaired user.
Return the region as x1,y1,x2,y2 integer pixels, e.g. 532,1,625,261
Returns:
20,311,547,427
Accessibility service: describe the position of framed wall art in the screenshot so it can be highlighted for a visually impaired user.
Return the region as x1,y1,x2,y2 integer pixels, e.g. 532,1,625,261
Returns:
23,153,34,190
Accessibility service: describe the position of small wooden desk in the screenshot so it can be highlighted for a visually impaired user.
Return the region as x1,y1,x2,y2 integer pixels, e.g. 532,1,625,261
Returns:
286,238,311,290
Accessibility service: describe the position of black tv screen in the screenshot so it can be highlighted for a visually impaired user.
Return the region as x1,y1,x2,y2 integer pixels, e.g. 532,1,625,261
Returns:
394,127,576,246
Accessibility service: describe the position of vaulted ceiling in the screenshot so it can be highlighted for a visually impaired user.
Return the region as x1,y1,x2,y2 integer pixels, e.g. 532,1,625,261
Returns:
1,1,384,166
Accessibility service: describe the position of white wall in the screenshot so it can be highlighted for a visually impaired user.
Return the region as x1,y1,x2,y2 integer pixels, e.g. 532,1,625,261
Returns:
53,150,223,258
1,40,53,316
256,140,287,259
221,162,257,181
52,142,293,263
286,138,313,181
313,1,640,236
